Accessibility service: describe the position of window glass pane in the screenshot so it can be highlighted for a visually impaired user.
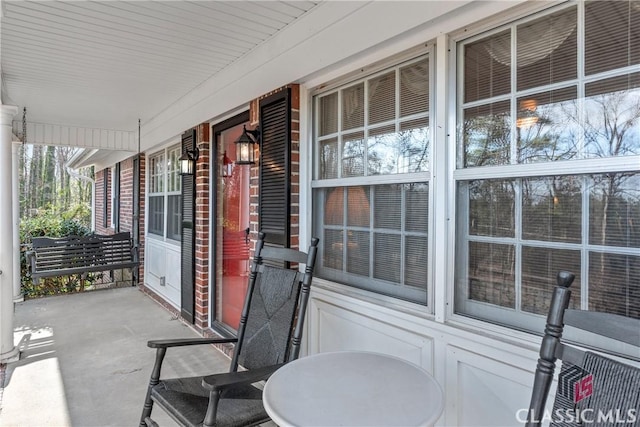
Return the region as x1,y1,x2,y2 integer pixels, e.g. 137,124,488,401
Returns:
456,2,640,332
342,83,364,130
522,176,582,243
369,71,396,125
367,125,397,175
464,29,511,103
342,132,365,177
167,146,181,193
148,196,164,236
516,87,579,163
314,183,428,304
346,230,369,276
468,242,515,308
517,7,577,91
584,73,640,158
468,179,515,238
521,247,581,315
374,184,401,230
374,233,401,283
324,229,343,270
589,252,640,318
347,186,370,227
167,195,182,241
320,137,339,179
405,236,428,290
400,58,429,117
319,93,338,136
399,118,429,173
405,183,428,232
324,187,344,226
589,173,640,248
585,0,640,76
150,153,165,194
462,100,511,167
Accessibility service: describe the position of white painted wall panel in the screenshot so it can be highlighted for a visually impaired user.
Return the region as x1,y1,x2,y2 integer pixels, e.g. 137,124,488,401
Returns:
445,346,535,427
311,298,434,370
307,283,544,427
145,238,180,309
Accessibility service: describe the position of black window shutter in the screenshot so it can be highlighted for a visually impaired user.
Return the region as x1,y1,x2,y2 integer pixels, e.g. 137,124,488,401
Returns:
114,163,120,232
181,129,196,323
259,89,291,248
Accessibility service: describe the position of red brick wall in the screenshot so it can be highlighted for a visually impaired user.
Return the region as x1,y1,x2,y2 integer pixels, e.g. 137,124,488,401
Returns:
194,124,210,330
94,155,146,286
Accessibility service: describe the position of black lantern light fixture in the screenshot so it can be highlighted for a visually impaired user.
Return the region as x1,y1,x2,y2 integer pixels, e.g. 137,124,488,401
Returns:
179,146,200,175
234,125,260,165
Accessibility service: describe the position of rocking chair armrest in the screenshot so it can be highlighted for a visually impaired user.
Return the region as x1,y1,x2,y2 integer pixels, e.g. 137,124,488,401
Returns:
147,337,237,349
201,364,285,391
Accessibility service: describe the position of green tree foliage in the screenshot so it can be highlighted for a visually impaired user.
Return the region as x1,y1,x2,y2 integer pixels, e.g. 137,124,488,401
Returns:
20,204,95,299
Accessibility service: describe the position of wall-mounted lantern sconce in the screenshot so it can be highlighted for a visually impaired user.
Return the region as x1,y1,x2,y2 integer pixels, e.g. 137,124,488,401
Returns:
221,151,233,177
234,125,260,165
179,146,200,175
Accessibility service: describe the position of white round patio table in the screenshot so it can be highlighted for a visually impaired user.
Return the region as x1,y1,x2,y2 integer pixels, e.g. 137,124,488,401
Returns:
263,351,444,427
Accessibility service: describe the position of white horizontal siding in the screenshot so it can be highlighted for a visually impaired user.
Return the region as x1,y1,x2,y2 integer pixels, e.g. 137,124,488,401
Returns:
12,120,137,150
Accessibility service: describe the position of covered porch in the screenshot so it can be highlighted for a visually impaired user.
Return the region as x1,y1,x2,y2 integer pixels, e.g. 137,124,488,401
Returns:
0,287,231,426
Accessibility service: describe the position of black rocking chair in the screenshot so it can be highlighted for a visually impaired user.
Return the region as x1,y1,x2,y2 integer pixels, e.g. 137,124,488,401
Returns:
526,271,640,427
140,233,319,427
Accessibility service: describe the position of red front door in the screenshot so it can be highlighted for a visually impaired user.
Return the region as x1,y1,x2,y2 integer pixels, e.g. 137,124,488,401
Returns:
215,122,251,331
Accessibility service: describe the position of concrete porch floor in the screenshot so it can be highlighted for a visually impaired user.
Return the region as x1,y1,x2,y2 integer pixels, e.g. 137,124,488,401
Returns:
0,287,233,426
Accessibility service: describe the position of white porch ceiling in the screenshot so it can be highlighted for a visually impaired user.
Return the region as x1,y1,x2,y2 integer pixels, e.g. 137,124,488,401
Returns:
0,0,320,133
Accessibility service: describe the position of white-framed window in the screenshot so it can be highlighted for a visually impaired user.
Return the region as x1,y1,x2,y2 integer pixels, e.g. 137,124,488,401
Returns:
148,144,182,241
454,1,640,331
312,54,433,305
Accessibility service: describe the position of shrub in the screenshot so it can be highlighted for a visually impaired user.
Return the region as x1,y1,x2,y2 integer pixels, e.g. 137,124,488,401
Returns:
20,205,93,299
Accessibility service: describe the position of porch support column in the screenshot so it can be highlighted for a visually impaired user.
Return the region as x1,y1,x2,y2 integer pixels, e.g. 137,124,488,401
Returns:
0,105,19,363
13,141,23,302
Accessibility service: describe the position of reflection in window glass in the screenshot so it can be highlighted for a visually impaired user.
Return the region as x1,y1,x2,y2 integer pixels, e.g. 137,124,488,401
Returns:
468,242,515,308
468,180,515,238
589,252,640,318
589,173,640,248
462,101,511,167
342,132,365,177
522,176,582,243
400,118,429,173
367,125,397,175
584,73,640,158
320,138,339,179
456,1,640,332
516,87,579,163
